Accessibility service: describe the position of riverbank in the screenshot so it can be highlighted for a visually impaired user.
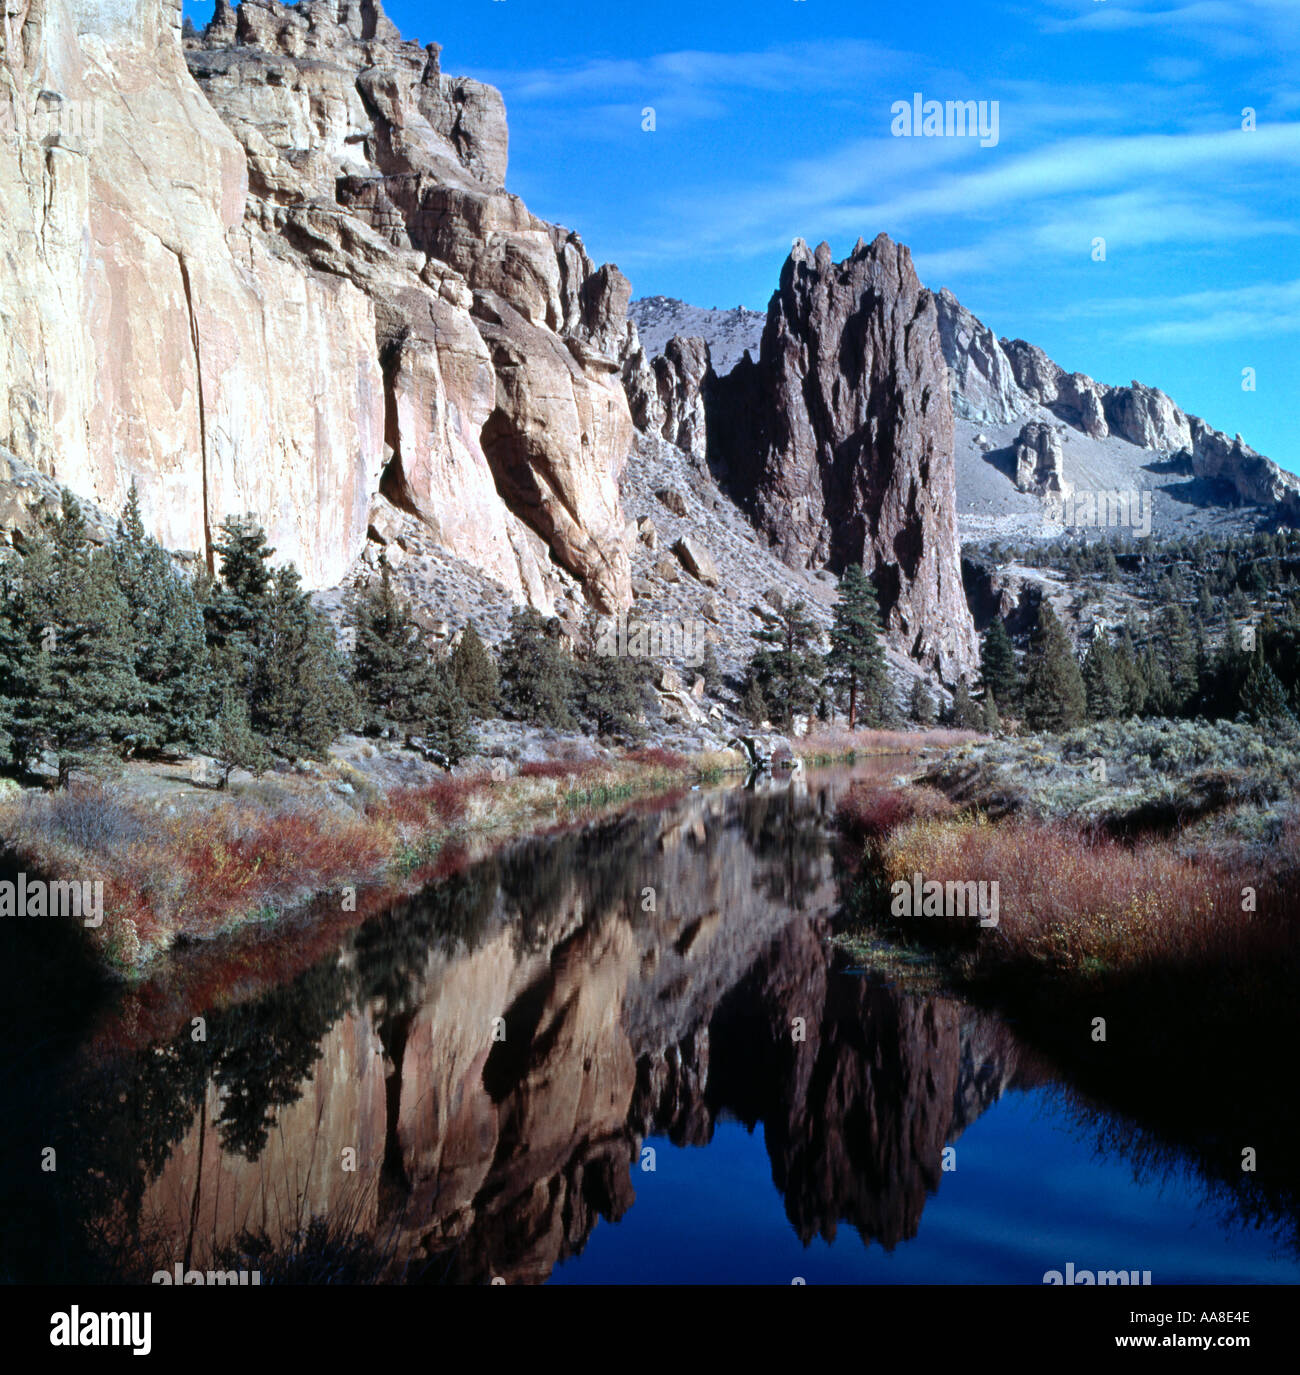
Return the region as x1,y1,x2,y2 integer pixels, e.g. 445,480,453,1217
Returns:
0,725,964,978
832,722,1300,1236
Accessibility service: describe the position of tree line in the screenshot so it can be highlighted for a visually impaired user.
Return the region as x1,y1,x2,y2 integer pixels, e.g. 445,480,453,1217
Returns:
0,489,733,786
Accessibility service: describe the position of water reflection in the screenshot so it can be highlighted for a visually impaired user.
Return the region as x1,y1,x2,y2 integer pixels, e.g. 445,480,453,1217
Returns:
0,761,1295,1283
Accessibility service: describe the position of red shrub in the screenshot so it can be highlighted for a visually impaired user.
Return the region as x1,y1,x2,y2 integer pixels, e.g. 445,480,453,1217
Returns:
622,747,688,769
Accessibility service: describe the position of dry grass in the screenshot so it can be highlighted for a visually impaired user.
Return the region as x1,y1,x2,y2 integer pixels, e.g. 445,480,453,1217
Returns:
798,725,983,761
0,748,732,975
837,782,1298,980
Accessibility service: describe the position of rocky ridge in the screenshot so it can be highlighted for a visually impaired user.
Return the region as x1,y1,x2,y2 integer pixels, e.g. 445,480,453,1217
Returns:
934,288,1300,528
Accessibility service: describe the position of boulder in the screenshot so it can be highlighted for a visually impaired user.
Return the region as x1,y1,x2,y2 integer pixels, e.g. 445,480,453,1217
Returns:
655,486,688,517
672,535,719,586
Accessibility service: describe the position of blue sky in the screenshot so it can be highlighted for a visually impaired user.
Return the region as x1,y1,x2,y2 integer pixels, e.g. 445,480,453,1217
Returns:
185,1,1298,474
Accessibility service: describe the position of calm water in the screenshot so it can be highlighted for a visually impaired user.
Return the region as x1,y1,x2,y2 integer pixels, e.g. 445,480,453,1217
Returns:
2,761,1297,1284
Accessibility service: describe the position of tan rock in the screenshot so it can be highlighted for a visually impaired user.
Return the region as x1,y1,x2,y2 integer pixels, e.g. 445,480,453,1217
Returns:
672,535,719,586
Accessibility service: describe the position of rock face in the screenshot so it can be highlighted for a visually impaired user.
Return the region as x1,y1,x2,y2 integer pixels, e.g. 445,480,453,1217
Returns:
934,289,1021,426
1012,422,1070,497
938,294,1300,524
0,0,635,608
706,235,978,679
621,331,710,463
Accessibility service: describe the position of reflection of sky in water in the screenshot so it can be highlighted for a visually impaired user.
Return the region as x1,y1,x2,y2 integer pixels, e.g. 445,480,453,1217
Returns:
553,1086,1300,1285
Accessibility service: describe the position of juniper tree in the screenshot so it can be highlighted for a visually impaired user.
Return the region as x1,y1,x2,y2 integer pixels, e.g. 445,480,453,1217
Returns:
1022,602,1086,732
573,612,651,739
945,678,981,730
7,491,144,785
981,688,1000,734
204,514,277,691
211,687,271,789
498,607,575,728
698,639,722,695
450,622,499,717
1157,604,1198,714
111,484,212,753
980,617,1019,709
347,560,434,733
252,564,354,759
825,563,892,728
1082,633,1125,721
908,677,937,726
1240,651,1296,732
744,598,823,730
741,678,767,727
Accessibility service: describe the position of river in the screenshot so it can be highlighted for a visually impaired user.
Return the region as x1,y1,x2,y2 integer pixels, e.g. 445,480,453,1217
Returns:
2,759,1296,1284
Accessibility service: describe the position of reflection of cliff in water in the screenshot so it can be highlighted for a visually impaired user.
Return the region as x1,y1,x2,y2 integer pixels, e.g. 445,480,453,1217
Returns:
0,774,1035,1283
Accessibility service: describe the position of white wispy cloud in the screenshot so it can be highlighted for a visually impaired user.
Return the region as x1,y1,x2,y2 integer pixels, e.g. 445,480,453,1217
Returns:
1061,278,1300,342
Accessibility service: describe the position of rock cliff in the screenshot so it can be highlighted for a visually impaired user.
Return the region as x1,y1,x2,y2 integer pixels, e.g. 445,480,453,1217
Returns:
705,235,978,679
1,0,635,608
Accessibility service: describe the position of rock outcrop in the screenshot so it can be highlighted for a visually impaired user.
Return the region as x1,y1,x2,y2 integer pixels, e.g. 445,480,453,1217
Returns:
706,235,978,679
0,0,635,609
1012,422,1070,497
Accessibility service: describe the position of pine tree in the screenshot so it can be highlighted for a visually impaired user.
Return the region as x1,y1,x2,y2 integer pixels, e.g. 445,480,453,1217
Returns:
745,598,823,729
825,563,892,728
980,617,1019,708
1022,602,1086,732
111,484,213,753
498,607,575,728
909,677,937,726
1082,633,1125,720
450,622,499,717
573,612,651,739
8,492,144,785
252,564,354,759
1240,653,1295,731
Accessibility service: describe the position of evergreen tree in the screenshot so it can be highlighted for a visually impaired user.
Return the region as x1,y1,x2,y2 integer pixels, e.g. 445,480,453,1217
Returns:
744,598,823,729
450,622,499,717
573,613,651,739
1082,633,1125,720
252,564,354,758
1022,602,1086,732
741,678,767,727
980,617,1019,708
345,561,473,761
981,689,1000,734
204,514,277,692
7,492,144,785
1157,605,1198,714
698,639,722,695
111,484,212,753
945,678,981,729
1142,646,1174,717
908,677,937,726
211,687,271,789
1240,652,1296,731
824,563,892,728
498,608,575,728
